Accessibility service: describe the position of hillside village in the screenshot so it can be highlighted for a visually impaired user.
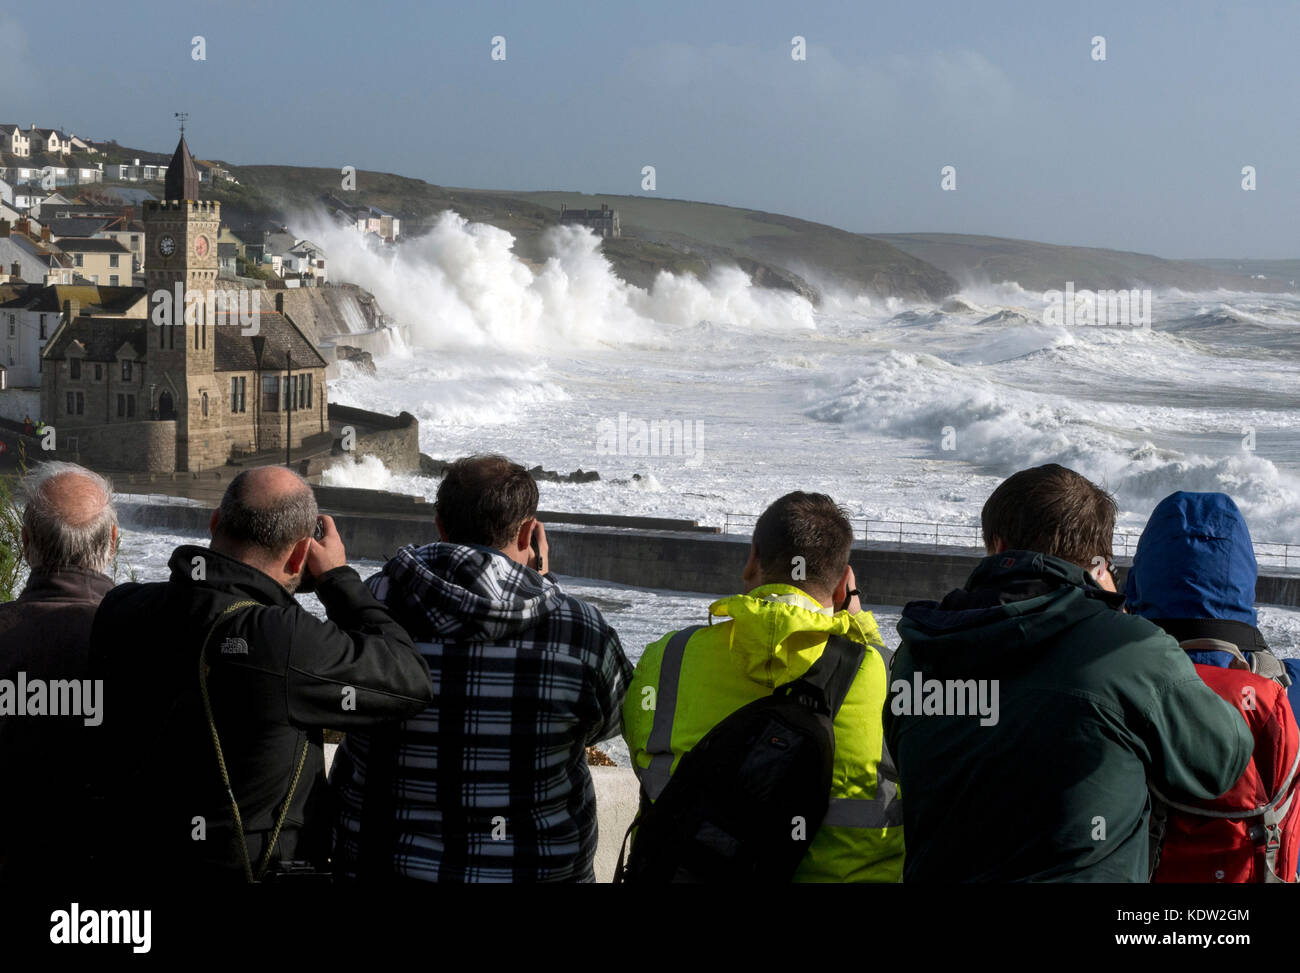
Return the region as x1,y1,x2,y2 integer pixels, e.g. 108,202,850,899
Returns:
0,125,417,477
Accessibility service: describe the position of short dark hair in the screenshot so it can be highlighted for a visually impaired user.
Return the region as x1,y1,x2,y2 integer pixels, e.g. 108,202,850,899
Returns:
436,454,539,549
214,469,318,556
981,463,1117,568
752,492,853,594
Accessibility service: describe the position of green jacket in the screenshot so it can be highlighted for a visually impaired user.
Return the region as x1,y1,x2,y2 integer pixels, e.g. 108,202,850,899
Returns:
884,550,1254,882
623,584,904,883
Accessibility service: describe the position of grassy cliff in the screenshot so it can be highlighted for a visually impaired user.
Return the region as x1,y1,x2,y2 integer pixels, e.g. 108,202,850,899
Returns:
871,233,1299,294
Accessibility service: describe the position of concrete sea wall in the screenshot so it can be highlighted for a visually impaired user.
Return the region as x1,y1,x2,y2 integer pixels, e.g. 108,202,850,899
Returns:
115,502,1300,607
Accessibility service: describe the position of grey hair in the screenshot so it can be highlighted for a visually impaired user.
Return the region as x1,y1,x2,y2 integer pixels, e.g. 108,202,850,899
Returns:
20,461,118,575
215,469,318,555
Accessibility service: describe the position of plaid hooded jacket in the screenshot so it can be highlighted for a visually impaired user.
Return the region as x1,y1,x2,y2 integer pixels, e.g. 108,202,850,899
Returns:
330,542,633,882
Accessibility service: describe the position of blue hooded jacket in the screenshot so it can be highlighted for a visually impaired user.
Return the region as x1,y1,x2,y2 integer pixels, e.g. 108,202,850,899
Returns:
1125,491,1258,625
1126,491,1300,708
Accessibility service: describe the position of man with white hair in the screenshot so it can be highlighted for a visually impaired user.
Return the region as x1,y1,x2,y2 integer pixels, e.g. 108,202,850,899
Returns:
0,461,119,881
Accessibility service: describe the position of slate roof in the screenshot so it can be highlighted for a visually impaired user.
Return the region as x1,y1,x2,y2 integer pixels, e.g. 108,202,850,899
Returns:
214,311,327,372
55,237,131,253
164,135,199,201
0,283,144,315
46,217,111,237
43,317,147,362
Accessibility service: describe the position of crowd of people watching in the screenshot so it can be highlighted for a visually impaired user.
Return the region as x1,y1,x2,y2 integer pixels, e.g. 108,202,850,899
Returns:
0,455,1296,884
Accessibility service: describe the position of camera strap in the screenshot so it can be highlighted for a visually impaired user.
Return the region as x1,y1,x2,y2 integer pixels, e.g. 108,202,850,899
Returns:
198,599,310,883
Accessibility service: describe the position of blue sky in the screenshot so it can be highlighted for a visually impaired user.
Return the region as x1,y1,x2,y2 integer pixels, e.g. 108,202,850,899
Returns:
2,0,1296,257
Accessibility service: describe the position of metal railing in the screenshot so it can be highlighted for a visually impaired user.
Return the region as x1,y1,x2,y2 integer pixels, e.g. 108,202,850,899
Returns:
721,513,1300,570
114,492,208,507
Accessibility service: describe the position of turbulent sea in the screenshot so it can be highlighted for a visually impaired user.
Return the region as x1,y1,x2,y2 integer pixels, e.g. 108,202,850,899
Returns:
109,211,1300,738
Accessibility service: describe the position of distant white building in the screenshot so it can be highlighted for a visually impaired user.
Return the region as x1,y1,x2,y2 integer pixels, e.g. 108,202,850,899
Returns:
113,158,169,182
0,125,31,157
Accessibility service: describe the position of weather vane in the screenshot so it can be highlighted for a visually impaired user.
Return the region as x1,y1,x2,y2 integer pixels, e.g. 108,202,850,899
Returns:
175,112,189,138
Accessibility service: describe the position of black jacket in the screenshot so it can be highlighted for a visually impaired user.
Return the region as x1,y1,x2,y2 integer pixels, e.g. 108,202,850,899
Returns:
0,568,113,883
84,545,434,883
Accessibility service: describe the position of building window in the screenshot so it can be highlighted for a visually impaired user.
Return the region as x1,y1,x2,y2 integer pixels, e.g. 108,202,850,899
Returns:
127,394,135,418
231,377,238,413
70,359,80,379
109,254,119,268
201,392,208,418
77,392,84,414
305,374,311,408
282,376,292,411
69,392,84,415
262,375,279,412
117,394,125,418
122,360,132,381
94,364,102,380
74,254,83,267
68,392,74,414
130,235,139,248
109,275,119,286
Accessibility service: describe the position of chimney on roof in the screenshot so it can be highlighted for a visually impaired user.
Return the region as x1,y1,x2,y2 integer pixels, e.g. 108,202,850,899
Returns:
15,218,29,237
9,262,19,279
40,224,50,243
123,205,134,223
275,292,284,313
62,298,80,325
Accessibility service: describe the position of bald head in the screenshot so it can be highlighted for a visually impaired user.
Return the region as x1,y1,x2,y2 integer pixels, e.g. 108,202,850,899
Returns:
20,462,118,575
211,466,318,563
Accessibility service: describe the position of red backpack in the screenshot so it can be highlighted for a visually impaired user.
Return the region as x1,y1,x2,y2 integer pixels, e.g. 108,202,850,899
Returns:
1150,642,1300,883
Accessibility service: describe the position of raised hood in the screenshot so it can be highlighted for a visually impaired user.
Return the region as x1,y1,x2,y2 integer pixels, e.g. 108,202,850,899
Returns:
1124,491,1258,626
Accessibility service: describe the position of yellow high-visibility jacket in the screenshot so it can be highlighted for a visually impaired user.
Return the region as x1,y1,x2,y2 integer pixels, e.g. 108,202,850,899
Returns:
622,583,904,882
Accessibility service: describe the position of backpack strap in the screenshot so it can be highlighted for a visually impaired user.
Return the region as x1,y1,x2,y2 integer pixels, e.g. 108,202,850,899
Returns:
198,599,311,884
1152,744,1300,882
776,634,867,718
638,625,703,803
1249,648,1293,689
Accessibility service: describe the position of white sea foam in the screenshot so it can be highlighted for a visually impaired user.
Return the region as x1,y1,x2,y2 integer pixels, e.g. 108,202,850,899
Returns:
288,210,1300,543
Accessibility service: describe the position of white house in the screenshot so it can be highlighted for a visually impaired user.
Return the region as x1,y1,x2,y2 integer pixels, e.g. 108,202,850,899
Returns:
0,125,31,157
29,127,72,156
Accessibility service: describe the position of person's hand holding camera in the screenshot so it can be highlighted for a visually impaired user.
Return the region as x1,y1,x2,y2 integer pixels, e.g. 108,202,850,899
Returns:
530,519,550,576
307,515,347,578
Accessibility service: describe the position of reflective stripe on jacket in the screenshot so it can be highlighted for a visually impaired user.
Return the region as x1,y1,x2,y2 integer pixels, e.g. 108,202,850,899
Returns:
621,583,904,883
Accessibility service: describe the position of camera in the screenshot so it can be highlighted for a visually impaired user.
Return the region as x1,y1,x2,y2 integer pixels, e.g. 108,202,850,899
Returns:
296,517,326,595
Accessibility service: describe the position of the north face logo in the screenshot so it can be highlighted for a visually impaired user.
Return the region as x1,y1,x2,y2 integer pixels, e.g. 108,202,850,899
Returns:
220,637,249,655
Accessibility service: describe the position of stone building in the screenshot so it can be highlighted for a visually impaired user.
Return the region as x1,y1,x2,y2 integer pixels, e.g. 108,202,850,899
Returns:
559,202,621,238
38,133,329,472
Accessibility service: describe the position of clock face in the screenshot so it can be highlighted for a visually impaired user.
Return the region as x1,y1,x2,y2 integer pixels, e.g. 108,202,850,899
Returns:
158,234,176,258
194,235,210,258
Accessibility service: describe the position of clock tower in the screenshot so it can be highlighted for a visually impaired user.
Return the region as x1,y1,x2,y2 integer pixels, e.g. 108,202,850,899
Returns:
143,130,220,469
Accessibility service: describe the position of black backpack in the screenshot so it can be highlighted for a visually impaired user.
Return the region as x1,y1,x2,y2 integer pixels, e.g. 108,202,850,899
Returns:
615,629,865,883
